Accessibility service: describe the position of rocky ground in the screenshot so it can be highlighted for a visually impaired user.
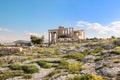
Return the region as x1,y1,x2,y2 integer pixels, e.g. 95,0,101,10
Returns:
0,38,120,80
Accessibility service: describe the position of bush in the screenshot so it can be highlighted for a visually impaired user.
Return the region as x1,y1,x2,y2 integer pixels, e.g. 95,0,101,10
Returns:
111,58,120,63
45,70,60,79
22,64,39,74
0,60,4,66
63,53,85,61
81,74,104,80
43,63,52,68
0,54,3,57
110,50,120,55
9,62,22,70
68,74,105,80
117,71,120,76
113,39,120,46
57,60,69,69
50,60,61,63
68,75,93,80
94,57,104,62
92,47,103,53
0,70,24,80
23,74,32,79
111,47,120,55
46,71,56,77
36,60,52,68
22,57,29,61
68,63,83,74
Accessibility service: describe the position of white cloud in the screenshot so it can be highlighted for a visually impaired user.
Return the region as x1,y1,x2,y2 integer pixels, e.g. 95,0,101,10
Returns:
26,32,42,37
0,27,11,32
76,21,120,38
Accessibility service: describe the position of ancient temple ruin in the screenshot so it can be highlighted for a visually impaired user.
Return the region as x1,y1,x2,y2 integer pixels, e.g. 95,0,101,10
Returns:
48,26,85,44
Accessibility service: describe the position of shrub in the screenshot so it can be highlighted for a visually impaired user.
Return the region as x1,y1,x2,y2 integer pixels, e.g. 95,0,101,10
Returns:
50,60,61,63
0,59,4,66
22,57,29,61
22,64,39,74
0,54,3,57
36,60,52,68
23,74,32,79
111,58,120,63
92,47,103,53
57,60,69,69
91,74,105,80
111,47,120,55
46,71,56,78
115,46,120,50
117,71,120,76
9,62,22,70
107,74,114,77
110,50,120,55
68,74,105,80
63,53,85,61
94,57,104,62
3,56,12,64
113,39,120,46
0,70,24,80
43,63,52,68
45,70,60,79
68,63,83,74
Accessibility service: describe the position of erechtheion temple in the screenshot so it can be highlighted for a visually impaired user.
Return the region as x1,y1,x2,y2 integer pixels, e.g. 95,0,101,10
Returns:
48,26,85,44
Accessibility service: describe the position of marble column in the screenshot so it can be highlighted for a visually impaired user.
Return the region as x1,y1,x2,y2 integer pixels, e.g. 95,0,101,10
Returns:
51,32,54,43
56,31,58,43
48,32,51,45
72,28,74,32
67,29,69,35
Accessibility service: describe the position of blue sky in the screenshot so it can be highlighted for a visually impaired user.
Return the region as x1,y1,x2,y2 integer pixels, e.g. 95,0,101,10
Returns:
0,0,120,42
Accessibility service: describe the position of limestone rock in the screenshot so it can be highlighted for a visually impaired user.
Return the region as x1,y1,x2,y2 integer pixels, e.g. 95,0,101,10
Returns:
82,55,96,63
100,67,120,76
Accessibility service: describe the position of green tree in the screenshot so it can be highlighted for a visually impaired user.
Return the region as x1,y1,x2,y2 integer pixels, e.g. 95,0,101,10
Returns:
111,36,115,39
30,35,44,46
37,36,44,45
30,35,37,44
15,42,20,46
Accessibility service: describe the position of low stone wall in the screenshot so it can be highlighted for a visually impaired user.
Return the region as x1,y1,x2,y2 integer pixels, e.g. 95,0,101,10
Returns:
0,47,23,55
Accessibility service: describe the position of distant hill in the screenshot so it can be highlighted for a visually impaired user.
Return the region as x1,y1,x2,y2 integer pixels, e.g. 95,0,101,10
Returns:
13,40,32,46
13,40,31,44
